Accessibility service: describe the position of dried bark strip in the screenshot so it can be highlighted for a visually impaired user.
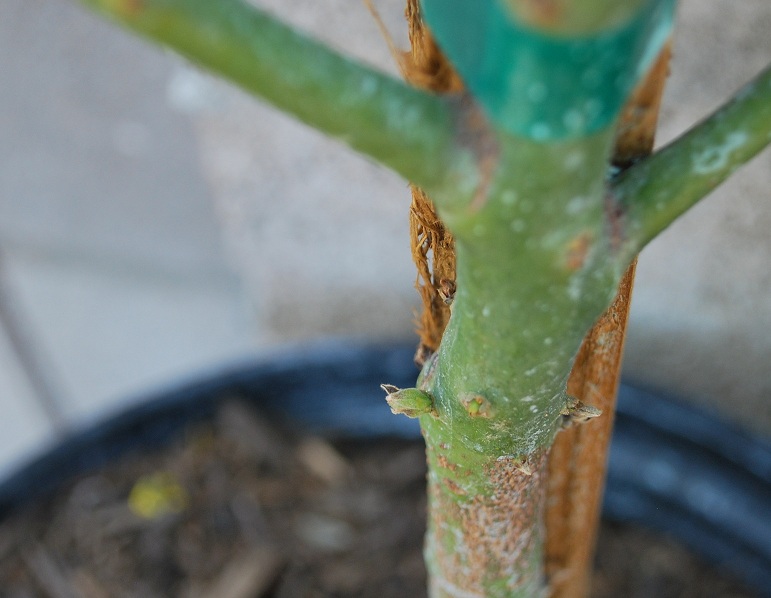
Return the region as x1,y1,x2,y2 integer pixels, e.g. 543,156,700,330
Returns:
545,43,672,598
404,0,462,363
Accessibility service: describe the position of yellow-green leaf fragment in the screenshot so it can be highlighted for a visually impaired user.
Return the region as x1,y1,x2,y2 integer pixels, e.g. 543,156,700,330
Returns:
128,472,188,519
381,384,436,418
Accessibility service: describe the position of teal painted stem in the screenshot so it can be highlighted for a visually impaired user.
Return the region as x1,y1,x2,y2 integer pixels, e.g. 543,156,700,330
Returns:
419,0,676,139
81,0,475,197
615,63,771,259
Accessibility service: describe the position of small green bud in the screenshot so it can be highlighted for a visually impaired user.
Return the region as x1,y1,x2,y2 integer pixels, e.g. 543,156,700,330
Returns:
381,384,436,418
460,393,493,418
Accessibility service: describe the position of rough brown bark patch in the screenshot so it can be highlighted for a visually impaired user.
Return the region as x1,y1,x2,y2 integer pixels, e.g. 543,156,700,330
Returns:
428,450,550,598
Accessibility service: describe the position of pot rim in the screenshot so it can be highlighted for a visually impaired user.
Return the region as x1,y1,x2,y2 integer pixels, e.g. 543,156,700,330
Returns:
0,341,768,594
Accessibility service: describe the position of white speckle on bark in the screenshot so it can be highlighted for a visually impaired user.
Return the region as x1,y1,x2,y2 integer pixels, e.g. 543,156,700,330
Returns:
692,131,748,174
502,190,518,206
527,81,547,103
563,109,585,132
566,196,588,214
567,277,581,301
360,74,378,95
510,219,526,233
563,151,585,171
530,123,551,140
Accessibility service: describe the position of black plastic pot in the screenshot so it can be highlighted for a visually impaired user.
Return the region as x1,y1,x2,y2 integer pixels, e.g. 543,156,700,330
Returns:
1,341,769,595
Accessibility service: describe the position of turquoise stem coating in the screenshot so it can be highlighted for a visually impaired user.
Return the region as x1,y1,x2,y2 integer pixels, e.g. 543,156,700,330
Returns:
419,0,676,140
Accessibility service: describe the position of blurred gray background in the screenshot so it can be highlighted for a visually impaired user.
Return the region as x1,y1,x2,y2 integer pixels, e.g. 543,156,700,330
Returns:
0,0,769,476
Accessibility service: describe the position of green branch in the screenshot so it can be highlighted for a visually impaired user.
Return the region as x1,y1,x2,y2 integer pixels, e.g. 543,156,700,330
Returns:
615,63,771,257
82,0,471,196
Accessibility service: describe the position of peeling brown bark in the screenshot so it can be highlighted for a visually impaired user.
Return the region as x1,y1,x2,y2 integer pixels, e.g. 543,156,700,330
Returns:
403,0,461,364
544,262,637,598
545,43,672,598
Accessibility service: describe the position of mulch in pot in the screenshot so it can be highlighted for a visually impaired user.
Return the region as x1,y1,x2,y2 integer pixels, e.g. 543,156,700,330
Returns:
0,400,757,598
